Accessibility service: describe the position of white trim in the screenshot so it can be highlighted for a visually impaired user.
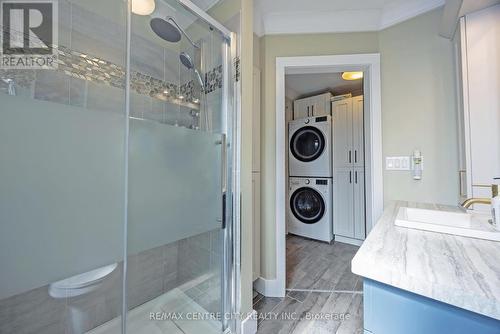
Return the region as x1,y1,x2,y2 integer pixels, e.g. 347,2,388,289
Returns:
253,277,284,298
263,10,381,35
257,0,444,35
334,235,364,247
240,310,257,334
380,0,445,30
273,54,383,298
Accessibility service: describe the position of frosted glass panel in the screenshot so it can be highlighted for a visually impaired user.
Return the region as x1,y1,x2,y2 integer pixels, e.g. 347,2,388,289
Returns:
0,94,125,300
128,119,222,254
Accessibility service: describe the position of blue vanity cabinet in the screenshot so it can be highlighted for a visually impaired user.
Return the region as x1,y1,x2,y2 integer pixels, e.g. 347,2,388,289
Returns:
363,279,500,334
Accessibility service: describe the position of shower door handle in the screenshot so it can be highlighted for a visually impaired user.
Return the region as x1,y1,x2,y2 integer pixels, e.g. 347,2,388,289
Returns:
220,133,227,229
221,193,226,229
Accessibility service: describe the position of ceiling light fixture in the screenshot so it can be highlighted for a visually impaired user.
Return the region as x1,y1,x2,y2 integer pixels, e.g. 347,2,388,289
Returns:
132,0,155,16
342,71,363,81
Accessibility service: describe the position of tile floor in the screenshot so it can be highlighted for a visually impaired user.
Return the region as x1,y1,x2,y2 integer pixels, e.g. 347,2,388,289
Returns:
87,274,221,334
254,235,363,334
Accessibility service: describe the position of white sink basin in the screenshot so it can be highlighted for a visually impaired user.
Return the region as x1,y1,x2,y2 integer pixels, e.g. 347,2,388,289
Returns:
395,207,500,242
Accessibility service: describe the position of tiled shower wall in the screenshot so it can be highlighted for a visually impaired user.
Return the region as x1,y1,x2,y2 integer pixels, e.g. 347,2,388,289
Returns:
0,0,225,129
0,1,225,333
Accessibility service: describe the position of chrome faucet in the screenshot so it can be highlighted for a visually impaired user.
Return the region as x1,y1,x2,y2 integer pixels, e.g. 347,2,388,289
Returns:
461,184,498,209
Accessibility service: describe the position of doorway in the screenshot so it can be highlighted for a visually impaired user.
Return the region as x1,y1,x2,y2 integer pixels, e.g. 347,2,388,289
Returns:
271,54,383,297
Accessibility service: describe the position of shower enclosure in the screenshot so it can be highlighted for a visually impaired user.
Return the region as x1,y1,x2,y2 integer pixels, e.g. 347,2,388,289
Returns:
0,0,238,333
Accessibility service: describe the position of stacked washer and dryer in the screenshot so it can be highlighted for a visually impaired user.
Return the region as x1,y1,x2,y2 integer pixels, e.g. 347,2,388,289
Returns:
288,114,334,243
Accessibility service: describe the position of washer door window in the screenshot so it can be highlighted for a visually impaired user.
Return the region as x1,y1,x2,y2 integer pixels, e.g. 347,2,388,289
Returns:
290,187,325,224
290,126,325,162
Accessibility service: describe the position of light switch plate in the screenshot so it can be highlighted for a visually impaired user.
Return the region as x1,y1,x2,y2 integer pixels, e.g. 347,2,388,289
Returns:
386,156,411,171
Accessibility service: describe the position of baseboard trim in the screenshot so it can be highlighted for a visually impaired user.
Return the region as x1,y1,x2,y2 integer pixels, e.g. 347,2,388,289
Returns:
335,235,364,246
253,277,285,297
240,310,257,334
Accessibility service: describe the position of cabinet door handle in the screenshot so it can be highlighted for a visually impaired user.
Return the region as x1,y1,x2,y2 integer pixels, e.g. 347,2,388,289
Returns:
348,150,352,163
307,106,310,117
311,105,314,115
355,171,358,184
349,171,352,184
355,150,357,163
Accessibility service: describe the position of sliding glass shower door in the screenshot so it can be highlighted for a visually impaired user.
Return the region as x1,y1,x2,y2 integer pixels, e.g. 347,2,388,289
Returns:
126,1,234,332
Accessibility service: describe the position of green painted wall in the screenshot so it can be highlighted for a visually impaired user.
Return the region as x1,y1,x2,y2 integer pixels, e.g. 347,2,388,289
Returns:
258,8,458,279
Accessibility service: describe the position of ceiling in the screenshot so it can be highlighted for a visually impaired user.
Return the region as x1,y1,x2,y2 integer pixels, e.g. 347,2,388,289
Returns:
254,0,445,35
285,73,363,100
153,0,221,29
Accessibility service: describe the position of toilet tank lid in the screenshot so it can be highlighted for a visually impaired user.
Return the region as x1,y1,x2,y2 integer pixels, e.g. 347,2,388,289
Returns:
49,263,118,290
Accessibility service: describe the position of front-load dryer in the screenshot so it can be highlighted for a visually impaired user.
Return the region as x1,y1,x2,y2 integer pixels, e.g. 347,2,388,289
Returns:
289,115,332,177
288,177,333,242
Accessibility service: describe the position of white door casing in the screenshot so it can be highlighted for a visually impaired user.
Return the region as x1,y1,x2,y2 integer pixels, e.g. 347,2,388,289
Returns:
258,54,383,298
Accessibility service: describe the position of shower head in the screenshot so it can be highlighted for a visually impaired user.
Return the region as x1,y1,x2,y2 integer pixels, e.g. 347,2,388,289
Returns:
150,17,181,43
180,52,205,92
179,52,194,69
150,16,200,49
149,16,204,91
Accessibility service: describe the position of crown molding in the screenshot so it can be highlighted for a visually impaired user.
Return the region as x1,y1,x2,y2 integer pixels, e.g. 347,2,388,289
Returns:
380,0,445,29
262,9,381,35
255,0,445,36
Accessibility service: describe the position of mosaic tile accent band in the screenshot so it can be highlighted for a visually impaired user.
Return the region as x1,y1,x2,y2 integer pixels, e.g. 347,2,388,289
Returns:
234,57,240,82
205,65,223,94
0,45,225,107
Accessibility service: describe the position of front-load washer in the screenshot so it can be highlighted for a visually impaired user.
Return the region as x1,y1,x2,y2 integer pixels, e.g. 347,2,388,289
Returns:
289,115,332,177
288,177,333,242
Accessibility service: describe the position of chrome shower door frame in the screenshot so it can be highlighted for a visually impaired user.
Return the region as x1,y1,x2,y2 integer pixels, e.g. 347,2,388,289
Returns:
173,1,238,333
125,0,238,331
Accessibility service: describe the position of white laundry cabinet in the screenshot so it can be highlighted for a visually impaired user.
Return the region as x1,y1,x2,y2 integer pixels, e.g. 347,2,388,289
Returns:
293,92,332,119
332,96,366,244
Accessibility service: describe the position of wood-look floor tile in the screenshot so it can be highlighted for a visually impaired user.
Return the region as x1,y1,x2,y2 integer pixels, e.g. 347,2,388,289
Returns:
286,290,310,302
287,292,332,334
308,292,355,333
254,235,364,334
256,296,301,334
336,293,364,334
333,266,360,291
254,296,284,325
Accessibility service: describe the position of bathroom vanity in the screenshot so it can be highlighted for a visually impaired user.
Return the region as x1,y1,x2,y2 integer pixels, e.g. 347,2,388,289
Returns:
352,201,500,334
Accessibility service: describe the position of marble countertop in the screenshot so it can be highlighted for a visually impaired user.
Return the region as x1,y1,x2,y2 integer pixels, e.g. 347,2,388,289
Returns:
352,201,500,320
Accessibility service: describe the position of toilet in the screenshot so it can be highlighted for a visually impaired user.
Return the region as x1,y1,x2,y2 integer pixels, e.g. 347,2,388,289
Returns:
48,263,118,333
49,263,118,298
